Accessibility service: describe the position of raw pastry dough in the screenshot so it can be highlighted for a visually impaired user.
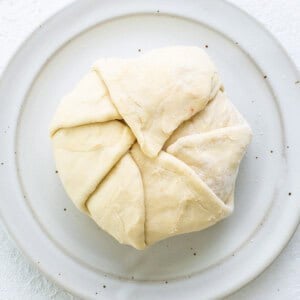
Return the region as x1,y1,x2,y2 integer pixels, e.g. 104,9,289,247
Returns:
50,46,252,250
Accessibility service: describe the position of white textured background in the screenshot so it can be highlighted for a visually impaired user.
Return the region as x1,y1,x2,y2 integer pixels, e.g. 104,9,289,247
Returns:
0,0,299,299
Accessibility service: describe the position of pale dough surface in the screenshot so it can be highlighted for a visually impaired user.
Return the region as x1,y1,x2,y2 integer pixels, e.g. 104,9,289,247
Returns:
50,46,252,249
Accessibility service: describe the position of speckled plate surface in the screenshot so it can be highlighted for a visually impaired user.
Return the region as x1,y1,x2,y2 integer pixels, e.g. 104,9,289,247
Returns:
0,0,299,299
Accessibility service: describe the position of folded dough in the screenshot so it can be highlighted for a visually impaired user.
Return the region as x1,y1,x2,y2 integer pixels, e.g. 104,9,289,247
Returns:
131,144,230,246
93,47,221,158
50,46,252,250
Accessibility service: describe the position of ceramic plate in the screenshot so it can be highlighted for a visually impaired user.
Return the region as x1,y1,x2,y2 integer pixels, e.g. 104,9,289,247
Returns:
0,0,299,299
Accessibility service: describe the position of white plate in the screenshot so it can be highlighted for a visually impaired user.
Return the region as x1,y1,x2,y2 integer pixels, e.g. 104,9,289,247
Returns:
0,0,299,299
